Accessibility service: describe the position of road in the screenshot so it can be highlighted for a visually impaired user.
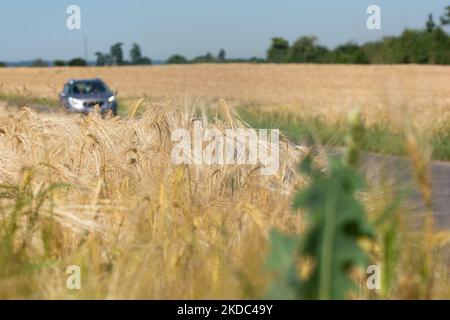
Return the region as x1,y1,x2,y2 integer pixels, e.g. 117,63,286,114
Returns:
357,152,450,229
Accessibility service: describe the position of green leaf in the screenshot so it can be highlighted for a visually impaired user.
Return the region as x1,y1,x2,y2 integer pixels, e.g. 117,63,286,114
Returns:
294,158,373,299
264,230,301,299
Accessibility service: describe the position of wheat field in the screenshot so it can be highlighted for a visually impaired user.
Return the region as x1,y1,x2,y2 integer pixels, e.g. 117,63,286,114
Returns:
1,64,449,127
0,101,308,299
0,64,449,299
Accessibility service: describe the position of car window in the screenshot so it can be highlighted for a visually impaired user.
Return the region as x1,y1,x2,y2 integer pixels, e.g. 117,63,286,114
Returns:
70,81,107,94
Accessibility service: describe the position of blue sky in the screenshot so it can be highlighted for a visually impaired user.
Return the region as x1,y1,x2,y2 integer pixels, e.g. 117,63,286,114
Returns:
0,0,448,61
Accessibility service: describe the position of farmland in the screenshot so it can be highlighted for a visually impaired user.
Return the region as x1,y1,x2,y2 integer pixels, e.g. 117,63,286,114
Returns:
0,64,449,299
2,65,450,158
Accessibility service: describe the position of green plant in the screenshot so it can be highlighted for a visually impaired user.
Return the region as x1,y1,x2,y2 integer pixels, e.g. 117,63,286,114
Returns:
266,113,374,300
239,107,409,159
266,156,373,299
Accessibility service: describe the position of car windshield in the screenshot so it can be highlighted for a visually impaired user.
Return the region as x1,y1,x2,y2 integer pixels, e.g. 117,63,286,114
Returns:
70,81,107,94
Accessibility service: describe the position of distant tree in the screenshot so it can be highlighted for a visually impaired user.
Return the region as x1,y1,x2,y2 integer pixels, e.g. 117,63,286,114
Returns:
130,43,142,64
400,29,431,63
427,27,450,64
362,26,450,65
440,6,450,25
248,56,265,63
286,36,330,63
267,37,290,63
95,52,105,66
192,52,215,63
362,38,394,64
53,60,66,66
0,62,6,68
167,54,188,64
95,52,112,66
218,49,226,62
110,43,124,65
332,42,369,64
426,14,436,32
204,52,214,62
68,58,87,66
31,59,48,67
138,57,152,65
225,58,248,63
130,43,152,65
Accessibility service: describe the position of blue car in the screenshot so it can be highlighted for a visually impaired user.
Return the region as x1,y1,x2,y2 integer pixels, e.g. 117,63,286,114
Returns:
59,78,118,115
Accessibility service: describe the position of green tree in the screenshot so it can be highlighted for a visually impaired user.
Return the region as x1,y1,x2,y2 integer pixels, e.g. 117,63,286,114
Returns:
362,37,395,64
267,37,289,63
426,14,436,33
138,57,152,65
53,60,66,67
0,62,7,68
166,54,188,64
31,59,48,67
248,56,265,63
192,52,215,63
286,36,329,63
441,6,450,25
332,42,369,64
428,27,450,64
130,43,142,65
400,29,435,63
110,43,124,65
95,52,112,66
68,58,87,66
218,49,226,62
362,21,450,65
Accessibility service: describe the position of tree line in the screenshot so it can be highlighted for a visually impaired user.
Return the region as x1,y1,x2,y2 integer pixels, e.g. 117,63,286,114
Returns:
264,7,450,65
169,7,450,65
0,43,153,67
94,43,152,66
1,6,448,67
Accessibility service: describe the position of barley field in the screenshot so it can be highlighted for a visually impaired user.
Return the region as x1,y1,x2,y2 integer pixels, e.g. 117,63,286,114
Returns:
0,64,449,299
1,64,449,126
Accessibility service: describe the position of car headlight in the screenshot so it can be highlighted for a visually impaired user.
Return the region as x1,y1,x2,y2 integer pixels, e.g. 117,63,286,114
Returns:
68,97,84,110
108,96,115,103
